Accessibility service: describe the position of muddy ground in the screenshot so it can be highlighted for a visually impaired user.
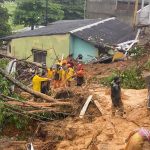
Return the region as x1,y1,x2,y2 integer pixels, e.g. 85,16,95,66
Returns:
1,85,150,150
1,29,150,150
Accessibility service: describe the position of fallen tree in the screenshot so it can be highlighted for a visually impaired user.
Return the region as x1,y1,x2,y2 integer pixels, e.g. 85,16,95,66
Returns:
0,68,55,102
0,53,44,69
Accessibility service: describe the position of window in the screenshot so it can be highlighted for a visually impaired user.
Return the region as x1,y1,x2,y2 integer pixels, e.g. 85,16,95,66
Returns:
32,49,47,64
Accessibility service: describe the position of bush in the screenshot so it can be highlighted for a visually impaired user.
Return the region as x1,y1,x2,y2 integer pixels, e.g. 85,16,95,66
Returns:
129,46,146,59
100,66,145,89
0,102,29,132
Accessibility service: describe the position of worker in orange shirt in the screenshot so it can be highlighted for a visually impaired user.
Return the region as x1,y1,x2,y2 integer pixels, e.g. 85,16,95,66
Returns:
76,64,84,86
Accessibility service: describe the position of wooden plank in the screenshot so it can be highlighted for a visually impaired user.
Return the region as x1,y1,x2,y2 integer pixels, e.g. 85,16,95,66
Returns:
93,100,104,115
79,95,93,119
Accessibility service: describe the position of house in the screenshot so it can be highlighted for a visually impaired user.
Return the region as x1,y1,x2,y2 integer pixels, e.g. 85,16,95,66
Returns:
1,18,137,66
86,0,150,25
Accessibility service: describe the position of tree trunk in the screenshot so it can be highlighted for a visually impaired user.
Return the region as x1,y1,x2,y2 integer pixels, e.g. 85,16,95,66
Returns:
0,68,55,102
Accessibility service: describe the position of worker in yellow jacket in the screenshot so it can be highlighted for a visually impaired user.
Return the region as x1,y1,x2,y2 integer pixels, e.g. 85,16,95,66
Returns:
60,63,67,87
47,67,54,79
66,64,75,87
32,74,48,92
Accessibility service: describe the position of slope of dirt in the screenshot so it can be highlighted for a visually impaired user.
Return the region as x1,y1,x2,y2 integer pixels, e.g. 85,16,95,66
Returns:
54,87,150,150
3,87,150,150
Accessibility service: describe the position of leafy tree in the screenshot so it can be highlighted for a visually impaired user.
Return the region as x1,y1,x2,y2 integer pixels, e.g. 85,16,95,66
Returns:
0,4,11,38
13,0,64,30
53,0,84,20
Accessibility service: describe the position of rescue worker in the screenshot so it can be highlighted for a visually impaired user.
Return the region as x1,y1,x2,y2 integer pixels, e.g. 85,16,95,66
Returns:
66,64,75,87
67,59,74,69
53,64,61,89
60,61,67,87
111,76,124,117
125,128,150,150
41,70,50,95
47,67,54,80
76,54,83,63
32,72,49,100
76,64,84,86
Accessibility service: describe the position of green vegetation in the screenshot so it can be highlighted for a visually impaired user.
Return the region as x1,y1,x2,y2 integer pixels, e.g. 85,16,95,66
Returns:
2,1,24,30
1,0,84,31
0,59,29,134
54,0,84,20
0,4,11,38
13,0,64,30
100,66,145,89
0,59,11,95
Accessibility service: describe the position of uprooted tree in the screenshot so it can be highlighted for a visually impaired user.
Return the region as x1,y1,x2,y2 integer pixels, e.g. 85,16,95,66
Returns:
0,67,56,102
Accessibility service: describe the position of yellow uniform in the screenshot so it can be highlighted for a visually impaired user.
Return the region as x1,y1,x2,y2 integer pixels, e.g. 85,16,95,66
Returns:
32,75,48,92
60,69,66,81
66,67,74,81
47,69,53,79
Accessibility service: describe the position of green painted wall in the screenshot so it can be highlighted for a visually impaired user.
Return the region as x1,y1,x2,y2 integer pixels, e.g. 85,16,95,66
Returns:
8,34,70,67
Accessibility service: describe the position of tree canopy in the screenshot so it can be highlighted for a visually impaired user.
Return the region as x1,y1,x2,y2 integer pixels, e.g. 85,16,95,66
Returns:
53,0,84,20
0,4,11,37
13,0,64,30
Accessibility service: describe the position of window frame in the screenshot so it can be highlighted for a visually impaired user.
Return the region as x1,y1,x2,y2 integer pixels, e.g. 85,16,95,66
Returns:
32,49,47,64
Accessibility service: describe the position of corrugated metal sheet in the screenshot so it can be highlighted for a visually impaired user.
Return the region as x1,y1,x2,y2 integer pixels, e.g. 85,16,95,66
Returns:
1,19,100,40
72,19,137,45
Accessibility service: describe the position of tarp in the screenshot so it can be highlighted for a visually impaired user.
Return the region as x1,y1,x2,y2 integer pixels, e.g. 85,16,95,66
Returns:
6,59,16,91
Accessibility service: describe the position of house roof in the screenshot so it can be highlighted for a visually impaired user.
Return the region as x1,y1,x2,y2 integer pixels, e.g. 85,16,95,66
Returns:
72,18,137,45
1,19,100,40
1,18,137,46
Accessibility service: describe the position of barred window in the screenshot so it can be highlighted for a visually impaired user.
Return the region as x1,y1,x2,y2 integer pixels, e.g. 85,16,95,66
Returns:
32,49,47,64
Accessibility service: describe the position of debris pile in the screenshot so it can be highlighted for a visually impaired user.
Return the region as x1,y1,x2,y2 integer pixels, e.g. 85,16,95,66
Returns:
0,30,150,150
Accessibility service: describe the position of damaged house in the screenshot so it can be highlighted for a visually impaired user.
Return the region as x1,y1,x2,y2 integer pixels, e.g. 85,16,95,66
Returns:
1,18,137,66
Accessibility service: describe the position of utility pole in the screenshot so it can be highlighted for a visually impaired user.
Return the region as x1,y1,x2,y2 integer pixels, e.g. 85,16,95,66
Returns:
45,0,48,26
133,0,139,28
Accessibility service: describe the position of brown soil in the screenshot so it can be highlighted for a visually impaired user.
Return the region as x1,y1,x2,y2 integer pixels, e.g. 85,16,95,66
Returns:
1,29,150,150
